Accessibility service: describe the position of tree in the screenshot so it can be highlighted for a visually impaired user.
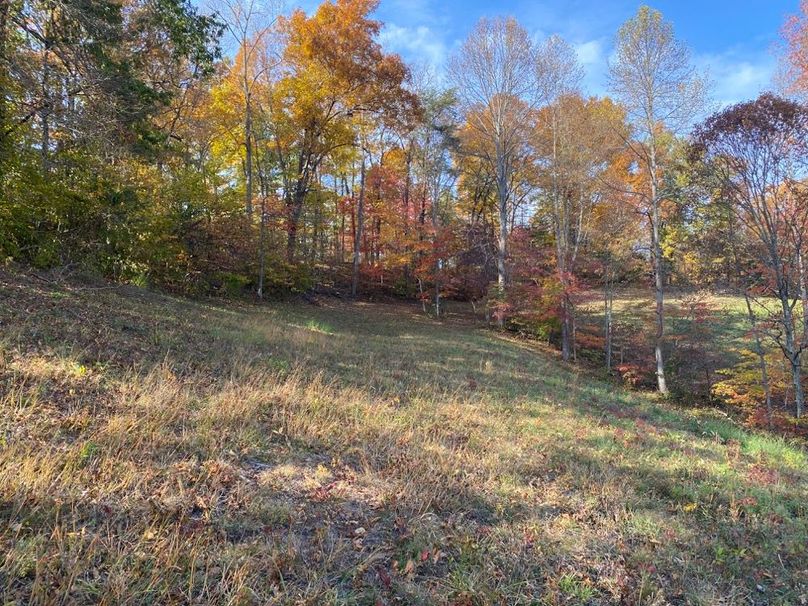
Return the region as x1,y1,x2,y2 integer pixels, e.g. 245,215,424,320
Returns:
1,0,222,275
693,93,808,418
448,17,543,315
276,0,418,263
351,129,368,298
608,5,707,394
410,85,458,315
535,94,629,362
780,1,808,99
533,36,584,360
5,0,220,161
589,167,643,373
212,0,278,216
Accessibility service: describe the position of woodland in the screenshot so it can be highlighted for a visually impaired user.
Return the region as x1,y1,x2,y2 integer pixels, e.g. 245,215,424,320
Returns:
6,0,808,427
3,0,808,603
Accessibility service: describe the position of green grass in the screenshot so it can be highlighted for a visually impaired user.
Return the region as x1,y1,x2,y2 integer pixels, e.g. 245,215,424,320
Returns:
579,288,751,349
1,269,807,604
576,288,808,418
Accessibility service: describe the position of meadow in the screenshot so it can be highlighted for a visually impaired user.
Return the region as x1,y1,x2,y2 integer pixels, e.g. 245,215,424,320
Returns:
1,269,807,604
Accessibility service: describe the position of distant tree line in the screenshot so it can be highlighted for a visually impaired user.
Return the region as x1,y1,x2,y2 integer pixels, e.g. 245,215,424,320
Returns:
4,0,808,428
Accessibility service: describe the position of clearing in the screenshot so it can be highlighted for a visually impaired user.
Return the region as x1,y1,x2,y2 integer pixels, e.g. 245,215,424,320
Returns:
1,269,806,605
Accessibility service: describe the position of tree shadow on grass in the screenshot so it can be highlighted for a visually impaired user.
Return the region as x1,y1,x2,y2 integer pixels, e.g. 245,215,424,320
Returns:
3,272,808,603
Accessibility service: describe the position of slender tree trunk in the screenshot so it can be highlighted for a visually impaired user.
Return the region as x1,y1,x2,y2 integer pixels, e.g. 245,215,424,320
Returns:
560,294,572,361
605,267,613,373
244,94,253,216
311,199,320,265
350,205,355,269
286,180,308,262
351,155,366,298
432,173,441,317
403,146,412,235
743,290,772,425
768,229,805,418
729,223,772,426
258,195,266,299
551,109,572,360
649,146,668,395
40,6,53,172
777,281,804,418
286,147,316,262
0,0,9,133
798,249,808,344
341,175,350,263
495,151,508,328
0,0,11,168
340,209,346,262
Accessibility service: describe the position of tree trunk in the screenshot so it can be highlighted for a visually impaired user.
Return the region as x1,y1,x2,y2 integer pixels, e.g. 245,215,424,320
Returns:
649,146,668,395
728,218,772,424
432,173,441,317
41,6,53,172
778,283,804,418
258,195,266,299
743,290,772,425
311,199,320,265
729,221,773,426
551,109,572,360
340,208,346,262
351,156,366,298
605,268,613,373
286,147,317,262
495,154,508,328
560,294,572,362
244,95,253,216
0,0,11,163
798,249,808,344
286,178,308,263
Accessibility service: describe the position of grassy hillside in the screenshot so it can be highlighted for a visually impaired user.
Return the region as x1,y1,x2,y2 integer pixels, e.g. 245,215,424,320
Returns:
1,269,807,605
575,289,805,428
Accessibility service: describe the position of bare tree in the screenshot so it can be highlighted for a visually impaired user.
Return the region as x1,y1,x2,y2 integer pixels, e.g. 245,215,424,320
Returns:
448,17,543,318
609,5,707,394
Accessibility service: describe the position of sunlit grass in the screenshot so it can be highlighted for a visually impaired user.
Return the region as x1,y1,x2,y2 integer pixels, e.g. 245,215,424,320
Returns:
1,270,806,604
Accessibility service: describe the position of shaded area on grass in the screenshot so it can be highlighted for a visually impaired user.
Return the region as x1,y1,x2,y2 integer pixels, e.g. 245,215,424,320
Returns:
1,269,807,604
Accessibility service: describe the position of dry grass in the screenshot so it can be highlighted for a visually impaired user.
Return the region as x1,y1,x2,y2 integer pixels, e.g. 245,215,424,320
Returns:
1,269,807,605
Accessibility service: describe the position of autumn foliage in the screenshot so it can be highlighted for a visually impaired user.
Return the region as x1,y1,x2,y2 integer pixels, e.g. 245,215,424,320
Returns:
5,0,808,432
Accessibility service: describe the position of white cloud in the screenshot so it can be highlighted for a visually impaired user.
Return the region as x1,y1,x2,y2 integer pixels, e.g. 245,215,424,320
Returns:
572,38,609,96
379,23,448,71
696,50,777,107
574,39,603,66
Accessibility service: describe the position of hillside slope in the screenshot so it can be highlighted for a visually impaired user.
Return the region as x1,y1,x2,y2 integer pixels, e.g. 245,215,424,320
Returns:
1,269,806,605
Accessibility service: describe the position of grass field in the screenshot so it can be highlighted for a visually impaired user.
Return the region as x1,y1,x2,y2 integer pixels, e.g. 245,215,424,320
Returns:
575,289,789,409
1,269,807,604
577,288,753,353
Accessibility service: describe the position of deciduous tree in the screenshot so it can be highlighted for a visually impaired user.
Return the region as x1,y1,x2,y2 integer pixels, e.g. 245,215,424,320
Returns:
694,93,808,418
609,5,707,394
448,17,543,315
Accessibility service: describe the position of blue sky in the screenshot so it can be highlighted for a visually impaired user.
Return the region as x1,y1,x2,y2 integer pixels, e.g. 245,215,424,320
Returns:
286,0,797,105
